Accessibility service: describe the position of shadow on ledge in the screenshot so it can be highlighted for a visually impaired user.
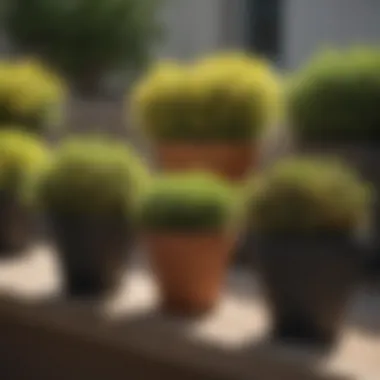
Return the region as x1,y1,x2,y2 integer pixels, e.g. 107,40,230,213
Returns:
0,292,345,380
344,284,380,336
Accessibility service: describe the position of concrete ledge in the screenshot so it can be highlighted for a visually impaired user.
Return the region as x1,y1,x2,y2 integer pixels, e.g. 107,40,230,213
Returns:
0,245,378,380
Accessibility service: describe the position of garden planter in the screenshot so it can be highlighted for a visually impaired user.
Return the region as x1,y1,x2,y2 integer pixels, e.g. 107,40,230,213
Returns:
154,143,254,181
144,231,235,316
256,233,361,349
0,192,34,254
298,142,380,276
233,229,257,268
51,215,132,298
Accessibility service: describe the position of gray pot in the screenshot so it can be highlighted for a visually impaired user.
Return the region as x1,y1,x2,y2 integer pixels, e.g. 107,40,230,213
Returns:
255,232,361,349
298,142,380,277
50,213,133,298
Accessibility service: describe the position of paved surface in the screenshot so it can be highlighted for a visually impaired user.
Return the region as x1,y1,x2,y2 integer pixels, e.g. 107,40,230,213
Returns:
0,245,378,380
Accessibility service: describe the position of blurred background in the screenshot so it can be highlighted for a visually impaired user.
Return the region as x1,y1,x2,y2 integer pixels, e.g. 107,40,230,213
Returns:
0,2,379,379
0,0,379,139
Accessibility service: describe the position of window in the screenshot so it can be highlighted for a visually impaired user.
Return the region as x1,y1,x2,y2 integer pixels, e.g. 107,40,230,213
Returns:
246,0,283,63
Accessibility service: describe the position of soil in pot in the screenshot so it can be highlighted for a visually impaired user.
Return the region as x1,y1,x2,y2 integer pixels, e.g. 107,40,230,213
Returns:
143,232,235,316
0,192,35,255
51,214,132,298
256,233,361,350
154,143,254,182
298,142,380,278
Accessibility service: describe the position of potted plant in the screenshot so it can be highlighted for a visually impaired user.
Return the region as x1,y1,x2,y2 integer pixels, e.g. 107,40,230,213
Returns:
248,157,372,349
0,59,66,136
288,47,380,275
138,172,240,315
131,53,281,181
0,129,49,253
38,137,148,298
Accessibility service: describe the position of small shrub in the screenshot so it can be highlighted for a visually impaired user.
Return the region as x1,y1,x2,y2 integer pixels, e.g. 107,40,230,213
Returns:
248,157,372,234
0,59,66,134
131,52,281,141
288,47,380,141
39,137,149,217
138,172,240,231
6,0,162,95
0,129,50,205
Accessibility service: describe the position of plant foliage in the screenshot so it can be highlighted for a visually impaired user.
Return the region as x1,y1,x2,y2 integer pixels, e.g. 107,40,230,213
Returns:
6,0,162,89
0,129,50,205
249,157,372,233
288,47,380,141
39,136,149,217
131,52,281,141
0,59,66,134
138,172,240,230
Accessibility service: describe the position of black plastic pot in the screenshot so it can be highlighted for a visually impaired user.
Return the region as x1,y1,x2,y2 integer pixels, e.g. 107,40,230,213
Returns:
256,233,361,349
0,192,35,255
233,125,292,268
50,214,132,298
233,229,257,269
298,142,380,277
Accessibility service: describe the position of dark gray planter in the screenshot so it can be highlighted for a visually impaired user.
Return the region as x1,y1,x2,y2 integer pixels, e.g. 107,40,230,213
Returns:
0,192,36,255
233,230,257,269
298,142,380,276
50,214,133,298
255,233,361,349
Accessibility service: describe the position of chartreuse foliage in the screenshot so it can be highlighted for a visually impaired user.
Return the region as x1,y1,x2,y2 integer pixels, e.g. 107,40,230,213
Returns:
131,52,281,141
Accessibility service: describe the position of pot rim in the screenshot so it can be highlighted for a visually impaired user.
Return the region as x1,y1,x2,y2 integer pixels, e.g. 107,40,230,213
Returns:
141,229,236,238
154,141,255,147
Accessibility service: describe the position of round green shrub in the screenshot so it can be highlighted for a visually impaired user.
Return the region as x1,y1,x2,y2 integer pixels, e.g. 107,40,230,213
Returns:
131,53,281,141
0,128,50,205
138,172,240,231
288,48,380,141
248,157,372,234
0,60,66,135
38,137,149,217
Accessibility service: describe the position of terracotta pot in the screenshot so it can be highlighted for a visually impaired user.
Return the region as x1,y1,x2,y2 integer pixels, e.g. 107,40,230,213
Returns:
144,231,235,315
50,214,132,298
256,233,361,349
154,143,254,181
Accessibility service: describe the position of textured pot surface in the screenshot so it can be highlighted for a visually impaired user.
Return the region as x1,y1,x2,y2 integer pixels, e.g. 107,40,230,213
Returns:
256,234,361,348
155,143,254,181
51,215,132,298
298,142,380,274
298,142,380,181
143,231,235,315
0,193,35,254
233,230,258,268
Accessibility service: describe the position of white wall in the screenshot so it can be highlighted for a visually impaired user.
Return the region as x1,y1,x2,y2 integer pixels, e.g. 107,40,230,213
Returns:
3,0,380,71
155,0,224,60
283,0,380,69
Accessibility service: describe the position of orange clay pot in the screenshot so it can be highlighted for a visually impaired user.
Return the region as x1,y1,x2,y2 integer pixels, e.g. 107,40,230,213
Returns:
144,231,236,316
154,143,255,181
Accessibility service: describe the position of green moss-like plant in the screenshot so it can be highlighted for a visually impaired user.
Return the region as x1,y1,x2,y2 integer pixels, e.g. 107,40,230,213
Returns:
0,60,66,135
288,47,380,141
0,128,50,205
138,172,240,231
249,157,372,234
38,136,149,217
131,52,281,141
